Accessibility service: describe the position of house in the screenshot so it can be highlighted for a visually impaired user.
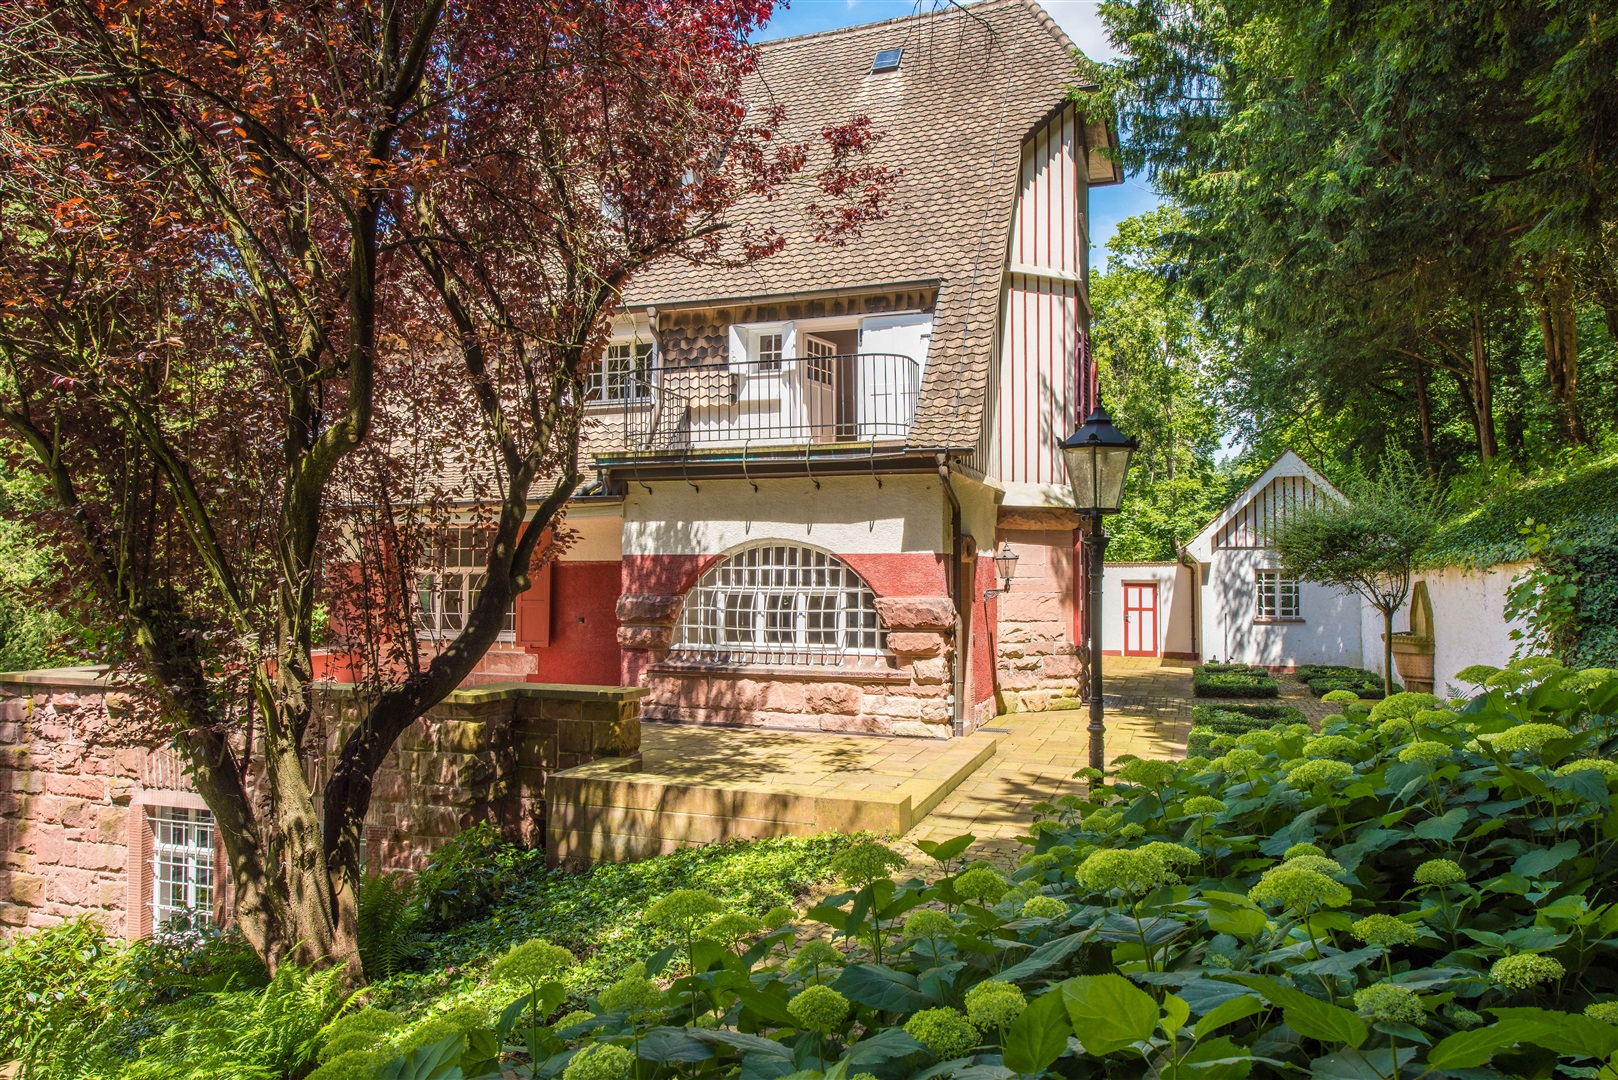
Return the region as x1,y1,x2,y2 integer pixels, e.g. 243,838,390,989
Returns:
433,0,1122,734
1099,450,1367,670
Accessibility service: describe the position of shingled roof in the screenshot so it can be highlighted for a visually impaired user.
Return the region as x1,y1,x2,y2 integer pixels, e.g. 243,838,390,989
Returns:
620,0,1119,450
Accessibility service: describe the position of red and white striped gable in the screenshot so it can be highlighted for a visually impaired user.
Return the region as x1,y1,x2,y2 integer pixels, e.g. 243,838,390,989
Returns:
1186,450,1346,560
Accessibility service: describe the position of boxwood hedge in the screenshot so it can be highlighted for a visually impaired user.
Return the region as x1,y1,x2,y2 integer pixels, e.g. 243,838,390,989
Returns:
1191,663,1279,699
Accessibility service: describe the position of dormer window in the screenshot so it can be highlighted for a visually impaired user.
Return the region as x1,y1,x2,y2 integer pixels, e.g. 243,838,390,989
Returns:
870,47,902,74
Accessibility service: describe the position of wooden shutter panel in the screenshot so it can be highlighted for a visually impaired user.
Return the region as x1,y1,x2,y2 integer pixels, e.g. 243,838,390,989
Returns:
516,560,553,648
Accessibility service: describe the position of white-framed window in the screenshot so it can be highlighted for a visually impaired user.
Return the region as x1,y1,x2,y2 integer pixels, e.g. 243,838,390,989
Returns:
672,543,890,666
803,335,837,385
416,529,516,639
150,807,214,928
1255,569,1301,620
756,332,783,372
587,340,653,403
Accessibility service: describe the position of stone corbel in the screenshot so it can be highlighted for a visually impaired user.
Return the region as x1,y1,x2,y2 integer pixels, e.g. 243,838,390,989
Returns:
615,594,683,652
875,597,957,658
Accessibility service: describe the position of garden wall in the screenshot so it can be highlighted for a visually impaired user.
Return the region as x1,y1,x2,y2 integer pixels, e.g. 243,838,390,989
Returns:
1359,563,1527,695
0,670,642,938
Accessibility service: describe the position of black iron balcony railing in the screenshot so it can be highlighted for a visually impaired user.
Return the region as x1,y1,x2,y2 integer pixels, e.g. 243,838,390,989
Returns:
595,352,921,455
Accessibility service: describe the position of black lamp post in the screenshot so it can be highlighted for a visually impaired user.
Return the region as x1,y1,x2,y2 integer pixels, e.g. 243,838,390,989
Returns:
1060,404,1138,772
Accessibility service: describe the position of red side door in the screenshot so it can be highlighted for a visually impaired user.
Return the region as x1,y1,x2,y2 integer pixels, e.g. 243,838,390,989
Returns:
1123,582,1159,656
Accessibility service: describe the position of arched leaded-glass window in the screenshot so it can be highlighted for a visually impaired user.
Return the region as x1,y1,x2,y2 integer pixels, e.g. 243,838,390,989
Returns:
672,543,892,667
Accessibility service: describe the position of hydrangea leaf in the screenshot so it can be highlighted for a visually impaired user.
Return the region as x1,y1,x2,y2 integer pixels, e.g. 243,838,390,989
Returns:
1061,974,1160,1056
1226,975,1366,1049
1193,995,1264,1041
1487,1008,1618,1061
994,929,1095,983
1512,839,1581,879
1425,1019,1549,1069
1001,989,1071,1074
635,1027,716,1064
831,964,932,1012
841,1026,926,1069
1413,808,1470,842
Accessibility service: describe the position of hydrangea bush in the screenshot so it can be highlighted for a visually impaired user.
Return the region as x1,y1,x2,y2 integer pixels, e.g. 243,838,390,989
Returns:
341,660,1618,1078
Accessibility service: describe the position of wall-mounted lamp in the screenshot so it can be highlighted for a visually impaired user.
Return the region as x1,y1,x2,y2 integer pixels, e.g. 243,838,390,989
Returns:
983,541,1019,599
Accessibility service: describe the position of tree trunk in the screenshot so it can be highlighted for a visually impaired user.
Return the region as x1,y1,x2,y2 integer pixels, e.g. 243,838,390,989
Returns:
1469,305,1497,460
1537,272,1588,447
1382,606,1395,693
1412,354,1436,475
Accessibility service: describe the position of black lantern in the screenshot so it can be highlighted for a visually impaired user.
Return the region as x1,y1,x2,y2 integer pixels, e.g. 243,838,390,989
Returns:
1060,404,1138,515
1061,403,1137,772
983,542,1019,600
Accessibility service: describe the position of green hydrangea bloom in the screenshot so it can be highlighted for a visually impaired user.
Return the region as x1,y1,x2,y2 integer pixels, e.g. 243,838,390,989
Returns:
394,1005,487,1059
831,841,907,886
1030,800,1059,816
788,940,845,973
492,939,575,987
1075,767,1105,783
1282,723,1314,737
1140,841,1201,868
1376,718,1414,741
1351,914,1421,948
955,865,1010,904
1020,852,1060,872
1398,741,1450,765
1585,1001,1618,1025
1283,855,1346,878
1562,668,1618,693
1454,664,1500,686
1509,655,1562,675
1184,796,1227,816
1353,983,1423,1024
703,912,765,945
319,1009,403,1063
645,889,727,933
1321,689,1362,705
1181,756,1212,773
903,909,956,939
1021,895,1068,920
1287,759,1354,786
965,981,1027,1029
1413,859,1466,888
1234,731,1280,753
1115,758,1178,787
1028,819,1063,837
1119,823,1147,841
788,985,851,1032
1555,758,1618,780
1210,736,1238,754
1370,692,1443,723
599,963,662,1016
563,1042,635,1080
904,1007,980,1060
554,1010,594,1032
306,1048,391,1080
1223,748,1264,771
1490,953,1564,990
1488,724,1571,754
1248,866,1351,913
1283,842,1326,860
1075,847,1179,896
1302,735,1357,758
1447,1006,1484,1029
1412,709,1456,729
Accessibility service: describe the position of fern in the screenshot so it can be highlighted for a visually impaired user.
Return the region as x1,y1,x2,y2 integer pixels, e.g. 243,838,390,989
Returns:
357,872,421,981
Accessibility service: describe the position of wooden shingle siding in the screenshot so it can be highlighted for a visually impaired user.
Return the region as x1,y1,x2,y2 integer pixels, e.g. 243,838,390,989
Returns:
991,105,1091,486
1214,474,1328,549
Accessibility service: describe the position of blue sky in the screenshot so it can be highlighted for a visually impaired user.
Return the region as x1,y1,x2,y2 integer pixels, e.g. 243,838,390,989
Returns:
755,0,1162,268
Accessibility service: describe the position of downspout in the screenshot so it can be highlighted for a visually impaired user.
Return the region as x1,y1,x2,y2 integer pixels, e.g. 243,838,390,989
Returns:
1178,545,1200,662
938,453,968,737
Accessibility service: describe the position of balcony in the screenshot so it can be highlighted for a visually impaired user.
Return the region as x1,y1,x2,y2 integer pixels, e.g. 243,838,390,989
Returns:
591,352,922,461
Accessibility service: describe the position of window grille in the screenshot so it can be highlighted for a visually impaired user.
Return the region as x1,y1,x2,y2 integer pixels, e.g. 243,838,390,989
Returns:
803,335,836,386
150,807,214,928
672,543,891,666
417,529,516,639
588,341,653,402
1255,569,1301,620
756,332,783,372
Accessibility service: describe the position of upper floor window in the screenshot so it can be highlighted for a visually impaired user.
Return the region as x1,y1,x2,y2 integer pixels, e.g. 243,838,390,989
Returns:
150,806,214,928
1255,569,1301,621
756,333,784,371
417,529,516,639
588,341,653,403
672,543,890,667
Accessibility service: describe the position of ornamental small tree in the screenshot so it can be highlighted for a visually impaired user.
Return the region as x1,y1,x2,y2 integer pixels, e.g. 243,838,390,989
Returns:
1273,451,1441,688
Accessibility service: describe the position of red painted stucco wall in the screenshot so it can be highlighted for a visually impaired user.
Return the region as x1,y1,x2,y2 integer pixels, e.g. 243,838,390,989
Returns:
523,561,624,686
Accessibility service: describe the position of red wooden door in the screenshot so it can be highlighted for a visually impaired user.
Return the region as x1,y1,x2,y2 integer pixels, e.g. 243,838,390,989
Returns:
1123,582,1159,656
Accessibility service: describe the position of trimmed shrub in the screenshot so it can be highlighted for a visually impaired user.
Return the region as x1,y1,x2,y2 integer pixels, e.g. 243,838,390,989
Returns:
1192,663,1279,698
1304,667,1391,699
1186,703,1308,756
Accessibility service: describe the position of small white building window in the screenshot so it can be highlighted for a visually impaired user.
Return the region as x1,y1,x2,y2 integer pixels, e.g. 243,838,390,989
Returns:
756,333,783,371
150,807,214,928
1255,569,1301,621
417,529,516,639
588,341,653,402
673,543,890,666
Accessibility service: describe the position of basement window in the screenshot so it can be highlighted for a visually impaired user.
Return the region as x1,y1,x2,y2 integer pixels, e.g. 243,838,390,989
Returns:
870,48,902,74
150,807,215,928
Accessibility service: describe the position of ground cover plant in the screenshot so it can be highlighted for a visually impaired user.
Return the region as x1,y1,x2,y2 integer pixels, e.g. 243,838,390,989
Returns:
1192,663,1280,699
282,656,1618,1080
1295,666,1391,700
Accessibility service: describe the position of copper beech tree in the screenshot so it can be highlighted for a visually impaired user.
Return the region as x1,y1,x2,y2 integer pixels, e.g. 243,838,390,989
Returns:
0,0,893,975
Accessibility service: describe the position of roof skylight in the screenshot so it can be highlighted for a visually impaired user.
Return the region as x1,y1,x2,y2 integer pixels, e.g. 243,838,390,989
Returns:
870,48,902,74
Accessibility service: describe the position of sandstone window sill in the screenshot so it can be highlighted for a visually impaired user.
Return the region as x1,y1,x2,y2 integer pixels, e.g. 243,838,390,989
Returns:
648,660,911,684
1252,617,1305,625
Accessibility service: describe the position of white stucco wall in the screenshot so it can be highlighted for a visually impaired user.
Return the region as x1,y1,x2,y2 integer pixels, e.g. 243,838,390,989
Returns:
1359,563,1528,696
622,475,947,556
1101,562,1195,657
1200,547,1364,668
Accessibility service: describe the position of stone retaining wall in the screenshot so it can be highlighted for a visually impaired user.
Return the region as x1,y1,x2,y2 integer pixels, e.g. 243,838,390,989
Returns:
0,671,642,937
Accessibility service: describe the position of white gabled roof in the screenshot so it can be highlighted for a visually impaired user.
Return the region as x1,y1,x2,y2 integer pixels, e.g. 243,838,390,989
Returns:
1183,449,1344,562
